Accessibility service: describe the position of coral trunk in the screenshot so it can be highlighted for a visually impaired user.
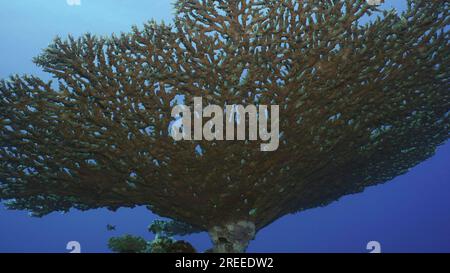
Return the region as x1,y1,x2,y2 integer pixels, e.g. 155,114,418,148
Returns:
209,221,256,253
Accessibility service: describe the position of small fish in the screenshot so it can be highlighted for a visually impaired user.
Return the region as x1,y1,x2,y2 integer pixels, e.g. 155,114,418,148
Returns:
106,224,116,231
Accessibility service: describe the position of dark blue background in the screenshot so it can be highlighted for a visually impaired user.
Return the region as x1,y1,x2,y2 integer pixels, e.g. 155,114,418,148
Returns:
1,1,449,253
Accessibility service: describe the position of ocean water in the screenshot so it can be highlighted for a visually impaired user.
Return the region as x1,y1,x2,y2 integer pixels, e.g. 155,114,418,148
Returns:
0,0,449,253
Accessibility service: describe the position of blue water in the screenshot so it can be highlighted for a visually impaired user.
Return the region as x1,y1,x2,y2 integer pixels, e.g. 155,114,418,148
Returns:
0,1,449,253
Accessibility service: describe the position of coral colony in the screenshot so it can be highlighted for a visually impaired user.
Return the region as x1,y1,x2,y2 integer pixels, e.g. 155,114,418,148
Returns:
0,0,449,253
